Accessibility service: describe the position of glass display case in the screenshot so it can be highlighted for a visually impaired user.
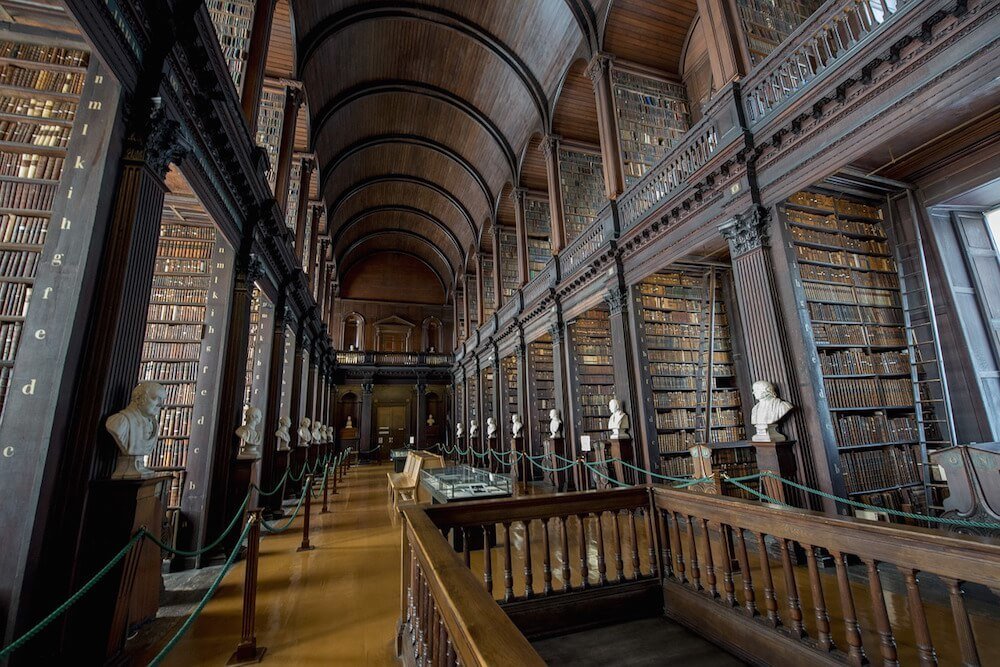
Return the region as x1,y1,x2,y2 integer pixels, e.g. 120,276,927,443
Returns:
420,465,513,503
390,448,410,473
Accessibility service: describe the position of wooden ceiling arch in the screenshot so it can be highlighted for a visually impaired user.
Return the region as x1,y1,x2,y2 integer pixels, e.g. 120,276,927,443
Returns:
601,0,698,74
331,205,464,267
296,3,551,128
338,226,458,276
340,251,447,304
329,175,477,239
310,80,517,178
339,232,453,295
318,134,495,220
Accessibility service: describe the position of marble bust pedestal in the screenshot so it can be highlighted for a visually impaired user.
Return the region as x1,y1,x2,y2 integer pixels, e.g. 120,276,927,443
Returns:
75,473,171,664
608,436,637,486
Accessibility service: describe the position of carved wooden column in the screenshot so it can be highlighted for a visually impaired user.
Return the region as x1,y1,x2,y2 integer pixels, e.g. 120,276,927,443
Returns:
359,380,375,454
307,205,323,296
316,239,329,307
285,326,308,498
550,319,573,490
475,254,486,324
293,159,314,262
462,280,471,338
586,53,625,199
452,290,461,347
720,207,835,511
207,240,264,560
491,223,504,307
261,299,291,517
415,381,428,447
491,346,503,446
274,86,303,214
539,135,566,253
512,188,530,286
240,0,278,130
605,285,643,481
514,337,532,479
694,0,749,85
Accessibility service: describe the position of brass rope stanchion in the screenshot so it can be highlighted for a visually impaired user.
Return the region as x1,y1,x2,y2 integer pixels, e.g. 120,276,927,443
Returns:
320,464,331,514
297,474,315,552
228,509,265,665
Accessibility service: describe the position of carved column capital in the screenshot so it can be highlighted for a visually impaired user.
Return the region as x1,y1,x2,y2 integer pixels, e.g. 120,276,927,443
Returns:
286,84,305,109
300,154,316,177
538,134,561,156
126,98,189,178
361,381,374,395
548,322,564,344
585,52,613,86
604,287,628,315
720,206,771,257
510,187,528,205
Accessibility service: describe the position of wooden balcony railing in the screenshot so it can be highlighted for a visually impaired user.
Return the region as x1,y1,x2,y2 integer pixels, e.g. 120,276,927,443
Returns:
399,506,545,666
558,205,614,277
651,484,1000,665
742,0,915,126
334,351,453,366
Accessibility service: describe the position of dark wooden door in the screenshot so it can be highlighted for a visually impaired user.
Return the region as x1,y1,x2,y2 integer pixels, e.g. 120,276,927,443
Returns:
376,405,407,451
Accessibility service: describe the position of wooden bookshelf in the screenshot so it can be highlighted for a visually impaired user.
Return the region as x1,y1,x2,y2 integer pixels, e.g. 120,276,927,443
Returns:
527,336,554,453
782,190,928,513
206,0,255,91
0,38,87,421
481,364,494,434
558,147,604,245
634,268,755,492
140,207,216,508
735,0,824,65
498,226,518,300
279,324,294,420
243,287,263,407
466,372,479,430
524,196,551,279
481,256,495,319
255,84,285,192
611,67,690,186
568,309,614,444
502,354,518,429
466,275,478,330
285,158,301,230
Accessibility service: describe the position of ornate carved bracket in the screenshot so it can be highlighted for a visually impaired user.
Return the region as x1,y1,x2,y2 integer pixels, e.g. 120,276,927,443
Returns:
720,206,771,257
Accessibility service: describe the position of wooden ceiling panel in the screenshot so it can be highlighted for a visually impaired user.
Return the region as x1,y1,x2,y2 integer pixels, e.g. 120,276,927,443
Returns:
340,235,452,298
340,251,446,304
602,0,698,74
324,144,491,238
266,0,296,79
497,183,515,228
335,210,461,271
552,59,600,145
519,135,548,191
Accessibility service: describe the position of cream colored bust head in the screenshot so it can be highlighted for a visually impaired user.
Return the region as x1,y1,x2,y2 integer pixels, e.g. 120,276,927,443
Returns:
106,381,166,479
236,406,263,460
549,409,563,438
608,398,630,439
511,413,523,438
275,416,292,451
486,417,497,438
750,380,794,442
298,417,312,445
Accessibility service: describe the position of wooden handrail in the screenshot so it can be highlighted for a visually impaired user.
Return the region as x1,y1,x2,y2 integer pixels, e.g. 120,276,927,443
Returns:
400,506,545,666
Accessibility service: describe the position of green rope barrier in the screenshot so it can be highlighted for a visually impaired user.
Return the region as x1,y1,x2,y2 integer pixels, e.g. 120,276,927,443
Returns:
144,493,251,558
252,469,289,497
0,531,145,660
147,521,253,667
611,457,708,484
582,462,629,487
262,485,309,534
756,472,1000,529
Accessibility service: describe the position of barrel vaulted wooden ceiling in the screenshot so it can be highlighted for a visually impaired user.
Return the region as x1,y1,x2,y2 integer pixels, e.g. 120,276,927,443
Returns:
283,0,697,305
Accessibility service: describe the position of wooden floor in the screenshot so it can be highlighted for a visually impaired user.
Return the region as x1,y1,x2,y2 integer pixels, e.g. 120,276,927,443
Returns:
149,463,402,666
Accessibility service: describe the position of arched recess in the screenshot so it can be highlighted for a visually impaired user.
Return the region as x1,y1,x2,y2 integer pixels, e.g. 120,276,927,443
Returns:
340,246,449,306
342,312,365,350
518,132,549,192
601,0,699,75
337,392,360,433
339,229,456,281
421,316,443,352
551,58,601,146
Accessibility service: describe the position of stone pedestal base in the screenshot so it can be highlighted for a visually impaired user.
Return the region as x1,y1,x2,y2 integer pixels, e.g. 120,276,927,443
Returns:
72,474,170,664
750,439,797,505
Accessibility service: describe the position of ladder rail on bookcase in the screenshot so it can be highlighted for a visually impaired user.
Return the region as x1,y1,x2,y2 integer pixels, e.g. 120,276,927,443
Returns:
887,192,957,503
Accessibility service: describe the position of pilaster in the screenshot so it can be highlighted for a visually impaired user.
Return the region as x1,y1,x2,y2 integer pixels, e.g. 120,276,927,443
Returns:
585,53,625,199
539,135,566,253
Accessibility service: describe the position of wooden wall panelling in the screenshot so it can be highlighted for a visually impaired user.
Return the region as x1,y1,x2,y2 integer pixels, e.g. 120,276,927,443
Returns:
602,0,698,73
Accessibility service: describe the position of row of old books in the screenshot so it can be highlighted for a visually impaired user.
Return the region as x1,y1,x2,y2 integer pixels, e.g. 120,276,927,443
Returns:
819,348,909,375
807,301,901,324
0,151,65,179
841,445,921,494
0,120,71,148
0,64,85,95
0,213,47,245
796,245,896,272
825,376,914,409
835,412,919,447
0,181,55,211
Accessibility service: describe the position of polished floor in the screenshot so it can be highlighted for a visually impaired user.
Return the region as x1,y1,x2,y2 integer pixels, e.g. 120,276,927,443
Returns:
144,464,402,666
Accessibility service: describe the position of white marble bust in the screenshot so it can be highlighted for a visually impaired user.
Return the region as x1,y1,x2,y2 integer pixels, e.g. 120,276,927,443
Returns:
311,420,322,443
275,416,291,452
486,417,497,439
298,417,312,446
456,422,464,438
608,398,630,439
345,415,354,429
468,420,478,438
106,381,166,479
750,380,794,442
549,408,563,438
511,413,523,438
426,414,435,426
324,425,333,443
236,405,263,460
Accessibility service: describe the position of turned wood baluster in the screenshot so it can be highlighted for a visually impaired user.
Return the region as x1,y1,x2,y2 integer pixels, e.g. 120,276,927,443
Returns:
421,573,430,666
415,572,424,663
560,516,571,592
522,520,534,598
700,518,718,598
541,517,553,595
437,614,447,667
719,525,736,607
865,560,899,666
611,510,624,583
944,577,981,666
408,549,418,631
686,515,701,591
428,604,439,666
669,511,686,584
833,551,866,666
578,514,590,589
644,509,658,579
755,533,779,626
734,528,757,616
629,510,641,579
656,509,670,578
778,538,804,638
595,512,608,585
461,528,470,568
483,526,493,595
501,522,514,602
903,569,937,666
804,545,834,651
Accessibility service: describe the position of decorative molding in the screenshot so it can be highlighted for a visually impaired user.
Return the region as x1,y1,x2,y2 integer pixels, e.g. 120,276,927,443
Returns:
720,206,770,257
604,287,628,315
585,52,613,87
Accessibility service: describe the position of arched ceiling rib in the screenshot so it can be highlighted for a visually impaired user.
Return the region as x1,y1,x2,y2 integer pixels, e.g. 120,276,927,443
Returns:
339,232,452,295
332,206,464,268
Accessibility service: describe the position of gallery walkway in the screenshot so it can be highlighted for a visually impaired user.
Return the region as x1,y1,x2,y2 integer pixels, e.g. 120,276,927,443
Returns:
138,464,402,666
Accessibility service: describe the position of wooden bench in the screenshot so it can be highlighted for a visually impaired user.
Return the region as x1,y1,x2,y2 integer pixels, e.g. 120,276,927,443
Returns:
386,450,444,511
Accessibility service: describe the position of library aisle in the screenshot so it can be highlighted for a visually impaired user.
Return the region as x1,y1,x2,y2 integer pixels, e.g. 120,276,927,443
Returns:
151,465,400,666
